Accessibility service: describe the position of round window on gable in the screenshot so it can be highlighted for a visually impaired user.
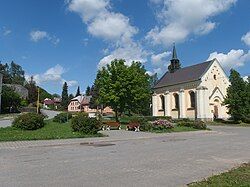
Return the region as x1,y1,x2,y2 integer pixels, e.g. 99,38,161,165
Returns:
213,74,217,80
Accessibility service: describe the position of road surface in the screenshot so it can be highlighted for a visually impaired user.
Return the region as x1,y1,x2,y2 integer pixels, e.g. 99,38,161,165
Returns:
0,126,249,187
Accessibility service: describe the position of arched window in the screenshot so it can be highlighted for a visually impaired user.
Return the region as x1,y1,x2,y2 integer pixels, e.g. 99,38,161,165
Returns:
190,91,195,108
173,93,179,109
160,95,165,110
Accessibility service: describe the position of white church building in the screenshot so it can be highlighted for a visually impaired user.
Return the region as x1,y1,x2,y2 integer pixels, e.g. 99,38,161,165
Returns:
152,45,230,121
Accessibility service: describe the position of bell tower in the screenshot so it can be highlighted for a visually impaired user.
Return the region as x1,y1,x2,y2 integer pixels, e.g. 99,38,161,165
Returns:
168,43,181,73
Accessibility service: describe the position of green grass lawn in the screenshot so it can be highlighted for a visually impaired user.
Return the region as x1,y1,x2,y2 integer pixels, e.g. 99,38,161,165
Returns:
208,121,250,127
150,125,200,133
189,163,250,187
0,120,104,142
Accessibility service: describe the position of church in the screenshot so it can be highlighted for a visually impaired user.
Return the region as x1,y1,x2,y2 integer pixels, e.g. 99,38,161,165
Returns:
152,45,230,121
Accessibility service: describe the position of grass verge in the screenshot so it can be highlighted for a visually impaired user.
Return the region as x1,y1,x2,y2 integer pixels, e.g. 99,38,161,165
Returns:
0,120,104,142
189,163,250,187
208,122,250,127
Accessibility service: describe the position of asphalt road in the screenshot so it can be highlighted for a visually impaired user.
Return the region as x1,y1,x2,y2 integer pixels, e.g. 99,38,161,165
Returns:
0,126,249,187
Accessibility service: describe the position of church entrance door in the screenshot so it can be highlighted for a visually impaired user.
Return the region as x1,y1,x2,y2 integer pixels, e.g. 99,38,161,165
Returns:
214,105,218,119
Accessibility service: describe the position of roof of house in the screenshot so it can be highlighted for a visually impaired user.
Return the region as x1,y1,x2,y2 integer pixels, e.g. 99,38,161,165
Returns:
70,95,92,105
154,59,214,89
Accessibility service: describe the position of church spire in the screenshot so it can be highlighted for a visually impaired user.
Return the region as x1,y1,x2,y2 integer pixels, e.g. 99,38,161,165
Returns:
168,43,181,73
172,43,177,59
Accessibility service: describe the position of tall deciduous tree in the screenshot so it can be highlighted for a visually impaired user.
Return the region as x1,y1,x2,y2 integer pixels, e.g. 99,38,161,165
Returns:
61,82,69,109
96,59,151,121
9,61,25,85
224,69,248,121
75,86,80,97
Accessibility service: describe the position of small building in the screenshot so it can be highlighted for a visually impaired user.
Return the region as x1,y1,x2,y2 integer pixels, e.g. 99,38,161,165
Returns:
68,95,113,115
43,97,61,109
152,45,230,121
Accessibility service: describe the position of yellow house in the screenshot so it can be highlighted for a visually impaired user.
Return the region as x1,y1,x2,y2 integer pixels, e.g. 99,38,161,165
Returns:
152,45,230,121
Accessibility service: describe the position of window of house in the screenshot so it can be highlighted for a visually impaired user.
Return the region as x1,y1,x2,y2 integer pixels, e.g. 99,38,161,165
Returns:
190,91,195,108
160,95,165,110
213,74,217,80
173,93,179,109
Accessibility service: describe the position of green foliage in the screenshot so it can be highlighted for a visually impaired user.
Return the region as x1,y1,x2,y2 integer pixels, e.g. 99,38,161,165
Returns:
1,85,21,112
85,86,91,96
149,73,158,89
177,121,207,130
0,120,103,142
89,73,103,109
61,82,69,109
75,86,80,97
189,163,250,187
12,113,45,130
53,113,72,123
96,59,151,120
39,87,52,101
71,113,101,134
224,69,249,121
0,61,25,85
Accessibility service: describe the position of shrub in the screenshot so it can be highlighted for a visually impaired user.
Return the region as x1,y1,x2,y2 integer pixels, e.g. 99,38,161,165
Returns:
12,113,45,130
71,113,101,134
177,120,207,130
53,113,72,123
152,119,174,131
129,117,152,131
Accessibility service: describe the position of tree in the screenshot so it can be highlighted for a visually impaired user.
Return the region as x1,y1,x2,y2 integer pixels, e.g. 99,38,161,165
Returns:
69,93,74,101
149,73,158,89
39,87,53,101
61,82,69,109
0,63,11,84
85,86,91,96
89,75,102,110
25,76,38,104
9,61,25,85
75,86,81,97
96,59,151,121
0,61,26,85
224,69,248,121
1,85,21,112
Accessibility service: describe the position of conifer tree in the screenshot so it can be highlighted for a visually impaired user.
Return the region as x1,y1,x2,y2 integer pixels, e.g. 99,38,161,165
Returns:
224,69,248,121
75,86,80,97
61,82,69,109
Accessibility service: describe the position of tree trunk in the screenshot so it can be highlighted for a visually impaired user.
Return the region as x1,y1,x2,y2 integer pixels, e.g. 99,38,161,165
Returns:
115,110,119,122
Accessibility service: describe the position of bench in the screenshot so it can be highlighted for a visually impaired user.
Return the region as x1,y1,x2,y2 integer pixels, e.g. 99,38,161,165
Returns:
126,122,140,132
102,121,121,130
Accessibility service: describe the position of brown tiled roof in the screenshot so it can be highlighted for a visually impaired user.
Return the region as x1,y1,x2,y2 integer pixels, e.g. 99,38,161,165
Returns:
154,60,214,89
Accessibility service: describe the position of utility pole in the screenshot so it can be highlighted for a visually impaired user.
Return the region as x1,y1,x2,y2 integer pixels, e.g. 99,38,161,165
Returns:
37,87,40,114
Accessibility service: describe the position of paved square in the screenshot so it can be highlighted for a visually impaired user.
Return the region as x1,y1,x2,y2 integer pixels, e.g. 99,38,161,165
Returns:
0,126,250,187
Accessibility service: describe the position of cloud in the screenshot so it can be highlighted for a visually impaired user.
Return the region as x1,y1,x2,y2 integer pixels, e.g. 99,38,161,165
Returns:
243,76,249,82
30,30,60,45
3,29,11,36
241,31,250,46
98,42,147,68
148,51,171,75
151,51,171,64
68,0,145,68
25,64,78,87
68,0,137,43
147,0,236,46
207,49,250,70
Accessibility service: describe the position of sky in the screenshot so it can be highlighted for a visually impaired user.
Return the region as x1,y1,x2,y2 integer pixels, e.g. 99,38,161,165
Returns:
0,0,250,94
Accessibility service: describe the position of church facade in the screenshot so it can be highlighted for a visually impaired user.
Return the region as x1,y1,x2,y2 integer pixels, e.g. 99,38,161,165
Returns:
152,46,230,121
